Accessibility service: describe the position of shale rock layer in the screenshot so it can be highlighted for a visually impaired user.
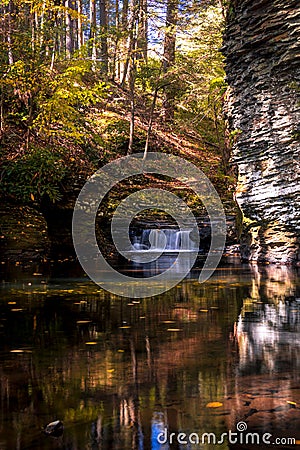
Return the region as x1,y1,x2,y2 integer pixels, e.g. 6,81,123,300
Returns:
223,0,300,264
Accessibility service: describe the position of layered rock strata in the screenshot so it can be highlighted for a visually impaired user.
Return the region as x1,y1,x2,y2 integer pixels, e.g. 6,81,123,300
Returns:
223,0,300,264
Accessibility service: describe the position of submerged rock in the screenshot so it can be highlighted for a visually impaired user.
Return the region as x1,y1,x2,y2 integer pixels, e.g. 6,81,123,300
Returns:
223,0,300,264
43,420,64,437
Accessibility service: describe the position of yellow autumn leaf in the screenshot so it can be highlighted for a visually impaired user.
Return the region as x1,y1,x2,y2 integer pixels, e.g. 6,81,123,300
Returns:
206,402,223,408
287,401,297,406
30,193,35,201
167,328,182,332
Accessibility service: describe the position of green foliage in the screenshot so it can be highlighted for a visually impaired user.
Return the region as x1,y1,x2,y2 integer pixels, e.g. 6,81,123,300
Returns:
291,130,300,141
229,128,242,145
174,5,227,143
102,118,130,153
32,60,109,142
135,59,162,93
0,0,234,213
1,147,67,203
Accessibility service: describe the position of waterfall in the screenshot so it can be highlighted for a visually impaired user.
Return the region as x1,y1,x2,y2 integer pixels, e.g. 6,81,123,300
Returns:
133,228,197,252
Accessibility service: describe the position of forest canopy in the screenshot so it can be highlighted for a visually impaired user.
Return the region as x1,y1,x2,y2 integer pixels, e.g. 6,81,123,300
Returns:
0,0,231,206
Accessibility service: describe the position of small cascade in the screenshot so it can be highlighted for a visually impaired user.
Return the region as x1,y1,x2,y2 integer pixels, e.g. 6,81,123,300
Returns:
133,228,197,252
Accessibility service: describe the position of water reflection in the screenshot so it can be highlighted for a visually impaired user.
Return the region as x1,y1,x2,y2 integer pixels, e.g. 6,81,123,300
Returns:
127,253,198,277
228,265,300,446
0,263,299,449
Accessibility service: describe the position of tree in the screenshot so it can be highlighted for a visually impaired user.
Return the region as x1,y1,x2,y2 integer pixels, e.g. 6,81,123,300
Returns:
65,0,74,58
162,0,178,122
99,0,109,74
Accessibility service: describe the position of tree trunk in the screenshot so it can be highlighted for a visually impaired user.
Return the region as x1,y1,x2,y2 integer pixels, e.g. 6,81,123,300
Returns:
7,0,14,65
121,0,138,86
111,0,119,80
162,0,178,122
65,0,74,59
90,0,97,61
137,0,147,61
77,0,83,50
223,0,300,265
99,0,109,74
127,54,136,154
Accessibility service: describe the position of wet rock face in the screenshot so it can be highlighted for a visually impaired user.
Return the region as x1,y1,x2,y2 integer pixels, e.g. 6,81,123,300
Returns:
223,0,300,264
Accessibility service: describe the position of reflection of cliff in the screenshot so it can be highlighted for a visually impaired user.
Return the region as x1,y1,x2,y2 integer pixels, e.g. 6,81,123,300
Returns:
226,265,300,444
237,301,300,374
236,265,300,375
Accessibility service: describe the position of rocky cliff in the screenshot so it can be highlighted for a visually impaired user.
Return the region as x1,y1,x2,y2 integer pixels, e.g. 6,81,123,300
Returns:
223,0,300,264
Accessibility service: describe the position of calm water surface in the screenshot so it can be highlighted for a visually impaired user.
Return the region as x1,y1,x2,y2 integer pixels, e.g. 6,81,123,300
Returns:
0,261,299,449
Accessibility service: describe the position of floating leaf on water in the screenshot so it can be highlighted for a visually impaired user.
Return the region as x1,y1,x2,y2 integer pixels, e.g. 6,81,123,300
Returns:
199,309,209,313
11,308,23,312
117,349,125,353
167,328,182,332
10,349,24,353
107,369,115,373
139,316,146,319
287,401,297,406
162,320,176,324
33,273,42,276
206,402,223,408
77,320,92,324
210,307,219,310
132,301,140,304
73,302,81,305
119,326,131,329
85,342,97,345
127,303,134,306
8,302,16,305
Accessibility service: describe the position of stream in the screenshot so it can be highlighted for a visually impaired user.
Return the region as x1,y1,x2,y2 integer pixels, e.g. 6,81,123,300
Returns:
0,260,299,449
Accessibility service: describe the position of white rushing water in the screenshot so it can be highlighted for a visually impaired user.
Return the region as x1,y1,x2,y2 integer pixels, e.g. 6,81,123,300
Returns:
133,228,197,252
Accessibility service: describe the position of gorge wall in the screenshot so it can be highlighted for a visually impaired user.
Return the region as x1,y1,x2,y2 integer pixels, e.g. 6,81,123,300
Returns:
223,0,300,264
